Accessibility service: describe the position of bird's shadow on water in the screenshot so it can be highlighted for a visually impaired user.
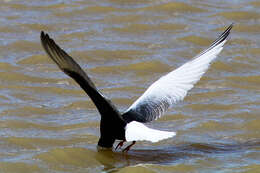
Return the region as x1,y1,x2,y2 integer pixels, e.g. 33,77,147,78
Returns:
95,140,260,172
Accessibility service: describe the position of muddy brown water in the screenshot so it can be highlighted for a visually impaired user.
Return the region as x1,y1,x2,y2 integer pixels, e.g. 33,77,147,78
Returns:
0,0,260,172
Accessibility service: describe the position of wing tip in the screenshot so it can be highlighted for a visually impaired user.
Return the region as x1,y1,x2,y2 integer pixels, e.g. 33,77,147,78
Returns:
223,23,234,38
40,31,46,39
40,31,59,53
40,31,52,44
40,31,49,46
230,22,234,28
198,23,233,57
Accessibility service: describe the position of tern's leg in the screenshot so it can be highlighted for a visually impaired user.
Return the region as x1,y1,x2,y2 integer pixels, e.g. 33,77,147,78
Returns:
115,140,125,150
123,141,136,152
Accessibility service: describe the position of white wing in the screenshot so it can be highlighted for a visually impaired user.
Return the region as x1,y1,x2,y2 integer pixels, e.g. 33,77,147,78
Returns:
122,24,233,123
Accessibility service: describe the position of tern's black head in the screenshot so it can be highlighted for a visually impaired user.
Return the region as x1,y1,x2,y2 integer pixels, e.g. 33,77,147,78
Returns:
98,137,115,148
97,111,127,148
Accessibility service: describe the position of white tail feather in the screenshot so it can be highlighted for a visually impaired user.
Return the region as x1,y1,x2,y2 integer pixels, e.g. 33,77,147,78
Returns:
125,121,176,143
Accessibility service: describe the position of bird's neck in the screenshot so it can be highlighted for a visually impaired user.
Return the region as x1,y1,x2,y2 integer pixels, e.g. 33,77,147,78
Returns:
77,80,127,148
98,111,126,148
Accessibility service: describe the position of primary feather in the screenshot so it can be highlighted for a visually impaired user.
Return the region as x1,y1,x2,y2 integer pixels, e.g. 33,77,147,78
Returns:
123,24,233,123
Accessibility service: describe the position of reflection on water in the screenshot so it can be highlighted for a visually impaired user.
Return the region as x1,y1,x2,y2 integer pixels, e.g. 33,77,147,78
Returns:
115,141,259,169
0,0,260,172
32,141,260,172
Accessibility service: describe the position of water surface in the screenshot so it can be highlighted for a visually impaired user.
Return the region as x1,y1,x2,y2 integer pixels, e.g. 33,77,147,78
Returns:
0,0,260,172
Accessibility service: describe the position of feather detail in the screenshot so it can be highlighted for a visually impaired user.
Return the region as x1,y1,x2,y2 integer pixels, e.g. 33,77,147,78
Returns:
122,24,233,123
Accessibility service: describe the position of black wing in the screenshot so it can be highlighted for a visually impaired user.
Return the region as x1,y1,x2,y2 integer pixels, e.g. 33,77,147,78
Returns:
40,31,119,115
